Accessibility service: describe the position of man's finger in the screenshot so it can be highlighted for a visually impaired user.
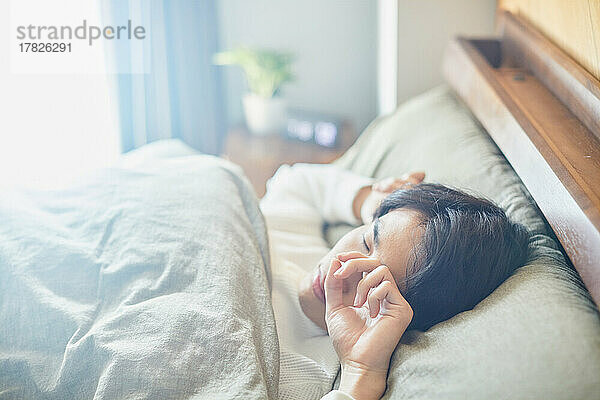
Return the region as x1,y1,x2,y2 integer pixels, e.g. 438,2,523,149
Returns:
367,280,397,318
336,251,368,262
353,264,395,307
333,257,381,279
405,172,425,184
324,258,344,314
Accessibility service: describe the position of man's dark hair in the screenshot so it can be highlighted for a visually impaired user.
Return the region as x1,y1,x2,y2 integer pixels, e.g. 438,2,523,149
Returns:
374,183,529,331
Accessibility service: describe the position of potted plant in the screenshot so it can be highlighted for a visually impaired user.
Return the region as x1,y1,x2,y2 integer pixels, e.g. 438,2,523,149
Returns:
214,47,294,136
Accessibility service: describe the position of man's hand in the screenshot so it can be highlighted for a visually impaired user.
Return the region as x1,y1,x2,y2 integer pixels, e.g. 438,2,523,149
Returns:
353,172,425,225
324,252,413,400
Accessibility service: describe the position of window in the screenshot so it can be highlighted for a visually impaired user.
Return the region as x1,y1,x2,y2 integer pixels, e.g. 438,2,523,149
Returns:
0,0,119,189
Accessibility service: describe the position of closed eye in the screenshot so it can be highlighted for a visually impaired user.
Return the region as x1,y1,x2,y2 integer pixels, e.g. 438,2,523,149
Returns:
362,233,370,252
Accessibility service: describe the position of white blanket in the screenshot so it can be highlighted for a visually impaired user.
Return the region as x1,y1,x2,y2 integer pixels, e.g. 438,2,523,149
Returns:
0,144,279,399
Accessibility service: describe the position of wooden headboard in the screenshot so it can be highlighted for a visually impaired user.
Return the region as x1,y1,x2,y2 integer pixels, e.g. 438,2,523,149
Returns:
443,10,600,306
498,0,600,81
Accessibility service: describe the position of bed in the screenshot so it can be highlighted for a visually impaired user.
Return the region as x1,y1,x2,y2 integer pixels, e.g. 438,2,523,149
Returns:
0,150,278,399
1,5,599,400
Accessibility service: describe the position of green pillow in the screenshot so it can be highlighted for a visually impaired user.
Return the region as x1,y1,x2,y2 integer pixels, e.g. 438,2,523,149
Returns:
333,85,600,399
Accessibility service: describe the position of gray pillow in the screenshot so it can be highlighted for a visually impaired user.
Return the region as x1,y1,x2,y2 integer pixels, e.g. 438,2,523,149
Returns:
333,85,600,399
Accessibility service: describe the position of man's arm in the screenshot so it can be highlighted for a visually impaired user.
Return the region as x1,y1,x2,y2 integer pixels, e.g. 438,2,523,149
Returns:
260,163,374,226
261,163,425,227
352,172,426,224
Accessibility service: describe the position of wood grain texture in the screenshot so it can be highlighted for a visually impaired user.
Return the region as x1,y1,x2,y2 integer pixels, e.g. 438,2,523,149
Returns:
494,69,600,219
443,32,600,306
498,0,600,79
498,0,600,81
222,128,349,197
499,11,600,141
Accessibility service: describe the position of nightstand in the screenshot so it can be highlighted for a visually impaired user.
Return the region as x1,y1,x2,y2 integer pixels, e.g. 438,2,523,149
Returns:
222,126,355,197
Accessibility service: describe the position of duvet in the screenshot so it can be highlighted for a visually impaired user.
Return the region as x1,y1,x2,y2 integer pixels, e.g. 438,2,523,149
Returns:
0,152,279,399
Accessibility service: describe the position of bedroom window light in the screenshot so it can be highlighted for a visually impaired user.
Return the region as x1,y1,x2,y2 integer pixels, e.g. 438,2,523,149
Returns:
0,0,120,190
377,0,398,115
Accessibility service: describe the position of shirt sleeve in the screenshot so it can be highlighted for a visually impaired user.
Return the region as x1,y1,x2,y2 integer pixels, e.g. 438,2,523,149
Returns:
260,163,374,226
320,390,356,400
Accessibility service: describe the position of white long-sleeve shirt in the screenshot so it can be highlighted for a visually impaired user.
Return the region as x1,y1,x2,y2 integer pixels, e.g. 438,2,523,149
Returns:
260,163,373,400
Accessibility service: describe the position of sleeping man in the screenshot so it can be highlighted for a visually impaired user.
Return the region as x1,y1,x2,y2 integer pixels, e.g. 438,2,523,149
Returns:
259,163,529,400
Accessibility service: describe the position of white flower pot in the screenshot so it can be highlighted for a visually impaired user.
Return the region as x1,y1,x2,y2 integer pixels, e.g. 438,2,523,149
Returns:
242,93,287,136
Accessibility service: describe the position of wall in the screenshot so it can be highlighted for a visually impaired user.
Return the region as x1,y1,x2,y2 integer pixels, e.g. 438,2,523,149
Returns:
499,0,600,81
217,0,377,133
396,0,497,104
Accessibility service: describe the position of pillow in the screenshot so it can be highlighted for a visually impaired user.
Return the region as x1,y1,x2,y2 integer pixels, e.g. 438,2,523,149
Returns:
332,85,600,399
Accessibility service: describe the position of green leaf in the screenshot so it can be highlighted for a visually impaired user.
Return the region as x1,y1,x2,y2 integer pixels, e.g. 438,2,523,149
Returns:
213,47,294,98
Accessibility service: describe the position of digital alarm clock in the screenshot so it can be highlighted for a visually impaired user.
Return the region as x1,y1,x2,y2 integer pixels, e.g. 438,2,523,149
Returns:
284,109,342,148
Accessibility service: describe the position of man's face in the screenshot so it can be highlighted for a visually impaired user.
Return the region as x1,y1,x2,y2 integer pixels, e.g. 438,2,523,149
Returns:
298,209,423,330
